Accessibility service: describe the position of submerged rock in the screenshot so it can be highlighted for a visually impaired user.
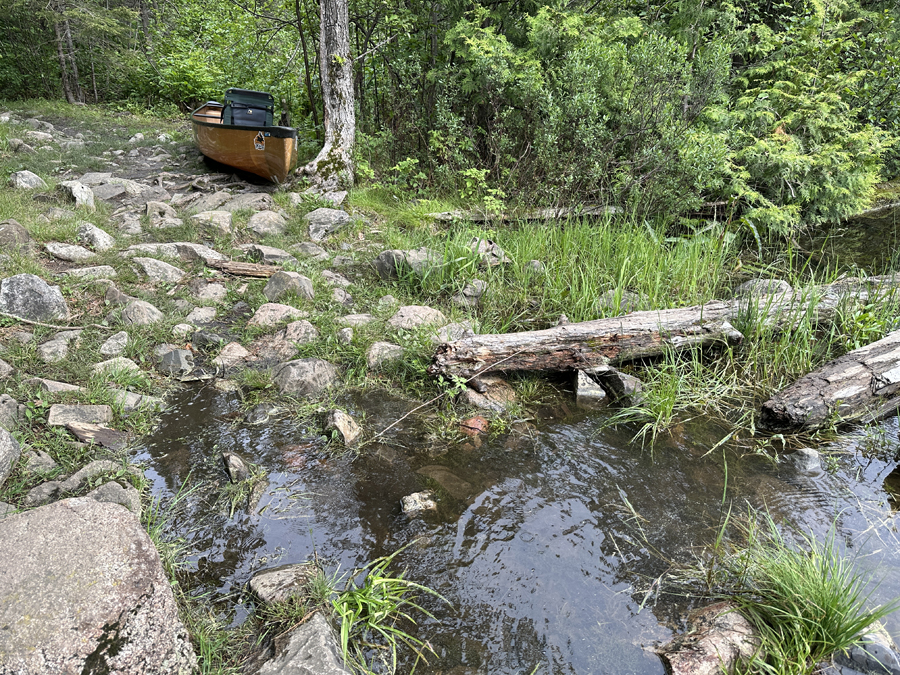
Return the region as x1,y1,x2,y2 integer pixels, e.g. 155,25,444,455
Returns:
401,490,438,515
656,601,760,675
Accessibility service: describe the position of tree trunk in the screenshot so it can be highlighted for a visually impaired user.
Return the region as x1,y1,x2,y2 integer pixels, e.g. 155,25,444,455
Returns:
303,0,355,189
62,17,83,102
429,275,900,380
294,0,320,136
761,330,900,432
53,20,75,104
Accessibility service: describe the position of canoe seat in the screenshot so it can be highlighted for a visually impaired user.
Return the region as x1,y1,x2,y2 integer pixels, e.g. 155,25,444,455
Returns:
223,88,274,127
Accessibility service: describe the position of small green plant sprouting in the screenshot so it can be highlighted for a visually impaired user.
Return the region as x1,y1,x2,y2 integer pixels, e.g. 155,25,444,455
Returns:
332,544,451,674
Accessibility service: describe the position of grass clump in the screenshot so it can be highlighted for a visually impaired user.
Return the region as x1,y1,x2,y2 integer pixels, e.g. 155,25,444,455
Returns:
708,511,899,675
331,545,451,675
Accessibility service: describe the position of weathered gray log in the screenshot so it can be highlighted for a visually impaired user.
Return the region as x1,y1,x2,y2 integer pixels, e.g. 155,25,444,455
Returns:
429,275,900,380
429,303,743,379
761,330,900,431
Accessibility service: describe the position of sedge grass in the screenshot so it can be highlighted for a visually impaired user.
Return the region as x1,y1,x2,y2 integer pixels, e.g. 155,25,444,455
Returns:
716,511,900,675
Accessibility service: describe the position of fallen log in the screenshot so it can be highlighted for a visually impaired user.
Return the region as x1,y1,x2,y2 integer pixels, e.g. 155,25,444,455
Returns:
429,302,743,379
760,330,900,432
429,275,900,379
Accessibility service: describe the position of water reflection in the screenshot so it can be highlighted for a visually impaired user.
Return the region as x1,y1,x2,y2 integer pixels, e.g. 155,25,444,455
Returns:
133,385,900,674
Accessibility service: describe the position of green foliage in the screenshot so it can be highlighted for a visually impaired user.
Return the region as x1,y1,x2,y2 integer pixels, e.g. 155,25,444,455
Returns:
332,545,450,674
718,511,899,674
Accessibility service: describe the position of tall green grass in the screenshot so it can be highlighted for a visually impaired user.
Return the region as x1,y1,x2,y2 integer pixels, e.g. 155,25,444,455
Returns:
717,512,899,675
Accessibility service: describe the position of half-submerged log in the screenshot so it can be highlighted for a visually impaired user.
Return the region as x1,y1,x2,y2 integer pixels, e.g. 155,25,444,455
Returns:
429,303,743,379
761,330,900,431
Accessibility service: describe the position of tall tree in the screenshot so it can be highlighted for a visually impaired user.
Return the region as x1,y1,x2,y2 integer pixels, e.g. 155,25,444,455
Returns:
302,0,354,189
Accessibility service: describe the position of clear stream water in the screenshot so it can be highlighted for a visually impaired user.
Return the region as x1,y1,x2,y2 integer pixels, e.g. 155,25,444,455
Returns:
134,381,900,675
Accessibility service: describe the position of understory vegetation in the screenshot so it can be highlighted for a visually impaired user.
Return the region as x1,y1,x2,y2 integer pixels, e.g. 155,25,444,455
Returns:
2,0,899,234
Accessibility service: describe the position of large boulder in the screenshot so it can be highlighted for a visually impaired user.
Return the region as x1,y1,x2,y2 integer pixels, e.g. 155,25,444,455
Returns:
0,274,69,322
0,498,196,673
274,358,339,396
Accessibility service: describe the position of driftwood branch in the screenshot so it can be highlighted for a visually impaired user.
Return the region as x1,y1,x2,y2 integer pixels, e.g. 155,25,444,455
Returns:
0,311,112,331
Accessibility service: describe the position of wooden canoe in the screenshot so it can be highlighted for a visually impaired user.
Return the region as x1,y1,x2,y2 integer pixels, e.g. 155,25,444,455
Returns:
191,102,298,183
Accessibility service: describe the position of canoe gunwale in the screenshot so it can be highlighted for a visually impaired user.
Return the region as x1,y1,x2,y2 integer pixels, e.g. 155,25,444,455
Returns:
190,112,298,140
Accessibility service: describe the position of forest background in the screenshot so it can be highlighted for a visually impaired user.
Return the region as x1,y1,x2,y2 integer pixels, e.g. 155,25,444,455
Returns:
1,0,899,235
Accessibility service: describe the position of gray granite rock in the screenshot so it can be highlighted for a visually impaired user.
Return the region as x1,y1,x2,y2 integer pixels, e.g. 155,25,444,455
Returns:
785,447,821,472
76,221,115,251
184,306,216,325
337,327,353,344
263,271,315,303
9,170,47,189
60,265,118,279
23,449,57,474
0,394,18,430
460,375,517,413
191,210,233,235
0,498,196,673
133,257,186,283
0,218,34,254
100,331,129,356
0,426,21,487
250,562,318,604
248,210,287,236
374,247,442,280
291,241,330,261
388,305,447,330
159,349,194,376
452,279,488,307
366,341,404,369
321,270,351,288
248,303,306,327
122,299,164,325
93,357,141,376
212,342,251,371
57,180,95,210
0,274,69,322
85,480,141,515
45,241,96,262
257,611,349,675
305,207,351,241
240,243,297,265
47,404,112,427
220,192,276,213
187,191,232,213
274,358,339,396
0,358,11,381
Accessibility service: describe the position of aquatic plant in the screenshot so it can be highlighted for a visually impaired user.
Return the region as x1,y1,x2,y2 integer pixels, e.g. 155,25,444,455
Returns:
332,545,451,675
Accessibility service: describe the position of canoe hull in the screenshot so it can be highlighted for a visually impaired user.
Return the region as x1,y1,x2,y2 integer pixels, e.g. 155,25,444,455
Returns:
191,104,298,183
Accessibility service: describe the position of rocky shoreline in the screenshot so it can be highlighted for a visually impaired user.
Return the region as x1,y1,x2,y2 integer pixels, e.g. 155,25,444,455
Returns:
2,107,900,675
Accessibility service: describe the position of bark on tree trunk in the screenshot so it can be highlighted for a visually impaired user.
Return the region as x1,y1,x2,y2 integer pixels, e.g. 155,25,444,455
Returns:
761,330,900,431
62,17,83,102
303,0,355,189
53,20,75,104
429,275,900,380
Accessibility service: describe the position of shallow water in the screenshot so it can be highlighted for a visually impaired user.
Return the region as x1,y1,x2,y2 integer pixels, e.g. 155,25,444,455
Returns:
133,383,900,674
